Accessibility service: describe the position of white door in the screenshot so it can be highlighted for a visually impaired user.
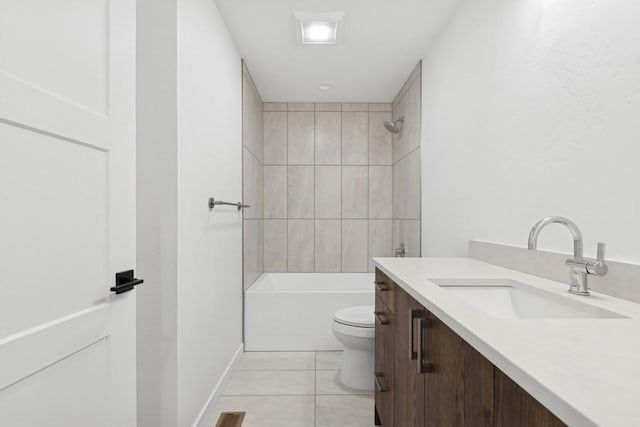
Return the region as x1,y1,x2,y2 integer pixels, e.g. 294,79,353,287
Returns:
0,0,137,426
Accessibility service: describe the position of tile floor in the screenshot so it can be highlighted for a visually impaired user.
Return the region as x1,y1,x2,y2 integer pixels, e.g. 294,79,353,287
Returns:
210,351,375,427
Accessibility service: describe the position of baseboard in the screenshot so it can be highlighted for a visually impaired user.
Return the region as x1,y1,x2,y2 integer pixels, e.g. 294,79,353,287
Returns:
191,342,244,427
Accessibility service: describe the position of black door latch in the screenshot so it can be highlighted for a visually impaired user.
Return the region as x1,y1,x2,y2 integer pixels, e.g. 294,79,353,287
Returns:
110,269,144,294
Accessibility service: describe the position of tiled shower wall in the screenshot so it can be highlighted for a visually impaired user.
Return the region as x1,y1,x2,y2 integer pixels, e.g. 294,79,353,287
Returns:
262,102,395,273
392,62,422,257
242,64,264,289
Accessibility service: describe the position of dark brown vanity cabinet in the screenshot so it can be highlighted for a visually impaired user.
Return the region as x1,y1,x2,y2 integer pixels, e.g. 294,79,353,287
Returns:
374,270,395,427
374,268,566,427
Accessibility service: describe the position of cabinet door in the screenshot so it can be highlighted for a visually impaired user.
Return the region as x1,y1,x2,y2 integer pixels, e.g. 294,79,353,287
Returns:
494,369,566,427
375,295,394,426
423,313,494,427
394,288,427,427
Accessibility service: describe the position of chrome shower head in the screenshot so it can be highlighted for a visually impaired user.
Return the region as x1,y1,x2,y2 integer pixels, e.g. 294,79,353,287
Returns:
384,117,404,134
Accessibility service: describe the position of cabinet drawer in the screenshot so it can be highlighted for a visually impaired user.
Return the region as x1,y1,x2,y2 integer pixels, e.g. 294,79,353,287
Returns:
375,295,394,427
374,268,395,314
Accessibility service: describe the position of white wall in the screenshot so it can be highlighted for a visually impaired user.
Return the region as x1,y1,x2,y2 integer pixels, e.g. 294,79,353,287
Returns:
176,0,243,425
421,0,640,264
136,0,178,425
137,0,243,425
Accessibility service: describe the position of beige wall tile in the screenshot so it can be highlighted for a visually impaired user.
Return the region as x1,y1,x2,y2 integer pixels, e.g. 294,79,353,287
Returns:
369,112,392,165
264,112,287,165
400,76,421,159
369,220,392,272
315,103,341,112
315,220,341,272
288,220,314,272
342,166,368,218
391,95,406,164
315,112,341,165
341,103,369,112
263,102,287,112
393,150,421,220
342,220,368,272
369,103,392,112
243,219,263,289
392,160,401,219
288,166,314,218
315,166,341,219
288,102,315,111
404,149,421,220
342,112,368,165
243,148,263,220
288,112,314,164
369,166,392,219
264,220,287,272
264,166,287,218
393,61,421,109
243,73,263,162
392,219,421,258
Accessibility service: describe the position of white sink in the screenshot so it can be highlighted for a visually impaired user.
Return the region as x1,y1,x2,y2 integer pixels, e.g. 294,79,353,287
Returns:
433,279,626,319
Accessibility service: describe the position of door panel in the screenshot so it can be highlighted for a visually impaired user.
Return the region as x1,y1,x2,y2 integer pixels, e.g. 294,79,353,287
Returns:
0,0,109,115
424,313,494,427
394,288,425,427
0,0,136,424
495,369,566,427
0,331,110,427
0,125,108,336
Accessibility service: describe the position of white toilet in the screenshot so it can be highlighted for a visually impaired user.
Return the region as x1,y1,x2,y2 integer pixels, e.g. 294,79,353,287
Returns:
332,305,375,391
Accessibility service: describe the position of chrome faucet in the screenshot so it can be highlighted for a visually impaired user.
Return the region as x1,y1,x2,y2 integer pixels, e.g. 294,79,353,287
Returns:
395,242,406,258
528,216,608,296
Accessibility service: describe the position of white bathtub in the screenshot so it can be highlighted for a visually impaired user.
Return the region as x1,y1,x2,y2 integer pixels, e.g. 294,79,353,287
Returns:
244,273,375,351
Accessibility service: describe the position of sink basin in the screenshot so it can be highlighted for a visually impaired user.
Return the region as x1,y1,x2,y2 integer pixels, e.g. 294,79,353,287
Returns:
432,279,626,319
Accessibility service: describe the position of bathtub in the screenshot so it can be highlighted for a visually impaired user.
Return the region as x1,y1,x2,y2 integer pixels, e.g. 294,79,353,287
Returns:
244,273,375,351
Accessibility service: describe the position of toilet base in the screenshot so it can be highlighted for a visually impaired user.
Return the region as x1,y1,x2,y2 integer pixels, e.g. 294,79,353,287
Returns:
340,347,374,391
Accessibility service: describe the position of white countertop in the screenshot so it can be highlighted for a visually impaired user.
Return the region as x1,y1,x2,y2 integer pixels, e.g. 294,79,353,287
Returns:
373,257,640,427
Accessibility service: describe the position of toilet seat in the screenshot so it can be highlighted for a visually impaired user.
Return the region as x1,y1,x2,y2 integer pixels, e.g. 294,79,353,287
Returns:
333,305,375,328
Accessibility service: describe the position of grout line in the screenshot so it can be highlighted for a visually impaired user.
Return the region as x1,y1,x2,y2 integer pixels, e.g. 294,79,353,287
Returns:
234,368,316,371
340,111,344,273
314,351,318,427
285,111,289,272
366,111,371,272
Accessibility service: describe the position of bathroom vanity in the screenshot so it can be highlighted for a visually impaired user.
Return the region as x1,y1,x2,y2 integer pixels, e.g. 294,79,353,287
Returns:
373,257,640,427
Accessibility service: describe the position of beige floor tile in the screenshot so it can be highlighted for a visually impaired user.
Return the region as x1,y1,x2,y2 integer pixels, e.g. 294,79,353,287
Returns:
316,351,343,370
316,370,373,395
212,395,315,427
316,394,375,427
224,370,315,396
236,352,315,371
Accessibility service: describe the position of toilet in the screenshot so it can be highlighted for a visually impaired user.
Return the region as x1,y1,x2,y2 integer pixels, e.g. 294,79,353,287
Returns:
332,305,375,391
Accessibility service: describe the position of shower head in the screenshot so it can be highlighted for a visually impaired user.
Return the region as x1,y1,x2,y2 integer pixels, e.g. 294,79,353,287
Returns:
384,117,404,134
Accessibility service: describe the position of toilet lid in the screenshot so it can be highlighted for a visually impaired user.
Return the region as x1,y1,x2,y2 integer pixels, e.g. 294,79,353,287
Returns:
334,305,375,328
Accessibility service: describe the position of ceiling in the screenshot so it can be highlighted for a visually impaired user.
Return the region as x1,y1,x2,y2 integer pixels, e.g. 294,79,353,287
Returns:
215,0,462,102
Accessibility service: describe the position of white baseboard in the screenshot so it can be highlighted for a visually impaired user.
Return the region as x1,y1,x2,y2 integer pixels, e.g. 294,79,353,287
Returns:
191,342,244,427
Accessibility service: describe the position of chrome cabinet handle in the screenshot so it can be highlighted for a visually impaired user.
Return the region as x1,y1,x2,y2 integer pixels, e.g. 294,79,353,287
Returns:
417,317,434,374
409,309,421,360
374,372,389,392
374,311,390,325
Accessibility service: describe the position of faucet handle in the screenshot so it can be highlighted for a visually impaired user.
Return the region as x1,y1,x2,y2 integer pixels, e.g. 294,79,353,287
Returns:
587,242,608,276
597,242,606,262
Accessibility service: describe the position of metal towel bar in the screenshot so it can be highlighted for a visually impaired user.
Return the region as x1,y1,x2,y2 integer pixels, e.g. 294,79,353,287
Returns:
208,197,250,211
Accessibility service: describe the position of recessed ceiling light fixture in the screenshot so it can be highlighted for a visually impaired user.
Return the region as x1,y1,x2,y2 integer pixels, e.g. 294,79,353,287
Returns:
294,11,345,45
